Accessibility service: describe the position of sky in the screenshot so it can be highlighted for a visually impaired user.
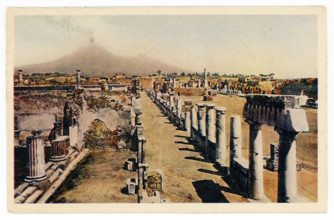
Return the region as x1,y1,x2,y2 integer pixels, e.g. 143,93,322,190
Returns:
14,15,318,78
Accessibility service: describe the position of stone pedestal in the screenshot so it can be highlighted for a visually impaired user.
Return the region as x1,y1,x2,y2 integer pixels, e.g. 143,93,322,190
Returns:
248,122,264,200
230,116,242,164
126,179,136,195
277,130,298,203
135,110,142,126
215,107,227,164
25,131,47,182
197,103,206,139
205,104,216,156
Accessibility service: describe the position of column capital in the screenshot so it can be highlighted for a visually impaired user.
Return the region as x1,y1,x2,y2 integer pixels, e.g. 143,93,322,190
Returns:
215,106,226,114
196,103,205,108
204,103,215,109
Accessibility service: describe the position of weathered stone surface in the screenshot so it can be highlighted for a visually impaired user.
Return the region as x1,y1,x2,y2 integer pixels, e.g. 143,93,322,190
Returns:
215,107,227,165
197,103,206,137
25,132,47,182
248,122,264,200
243,95,309,132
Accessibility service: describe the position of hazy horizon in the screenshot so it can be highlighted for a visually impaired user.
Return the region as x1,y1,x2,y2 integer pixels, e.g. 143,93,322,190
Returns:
14,15,317,78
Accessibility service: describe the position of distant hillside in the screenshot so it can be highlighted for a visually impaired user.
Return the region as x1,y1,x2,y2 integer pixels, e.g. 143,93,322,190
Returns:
15,44,190,77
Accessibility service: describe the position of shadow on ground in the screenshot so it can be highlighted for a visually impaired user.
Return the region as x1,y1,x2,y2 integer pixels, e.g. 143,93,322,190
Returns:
192,180,229,203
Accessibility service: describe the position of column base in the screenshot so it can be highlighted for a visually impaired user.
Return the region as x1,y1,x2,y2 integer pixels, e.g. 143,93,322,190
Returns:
50,155,67,162
25,174,47,183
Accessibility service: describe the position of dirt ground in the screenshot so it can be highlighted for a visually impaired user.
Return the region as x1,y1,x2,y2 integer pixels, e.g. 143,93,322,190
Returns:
50,150,138,203
140,93,318,202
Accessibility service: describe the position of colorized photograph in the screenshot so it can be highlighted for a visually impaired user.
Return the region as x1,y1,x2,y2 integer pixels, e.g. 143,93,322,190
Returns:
7,7,327,212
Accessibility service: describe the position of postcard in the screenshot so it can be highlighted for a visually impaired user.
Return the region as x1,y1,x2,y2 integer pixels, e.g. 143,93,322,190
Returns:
7,6,327,213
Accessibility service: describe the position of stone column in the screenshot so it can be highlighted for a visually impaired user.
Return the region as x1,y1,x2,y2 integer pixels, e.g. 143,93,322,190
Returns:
215,107,227,165
190,106,197,139
169,93,175,111
137,135,146,164
76,70,81,88
25,131,47,182
277,130,298,203
205,104,216,157
248,122,264,200
184,111,191,136
50,137,69,162
176,97,182,119
197,103,206,137
230,116,242,164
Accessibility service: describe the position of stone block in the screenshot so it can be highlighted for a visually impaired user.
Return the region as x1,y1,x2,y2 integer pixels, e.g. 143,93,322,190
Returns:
126,179,136,195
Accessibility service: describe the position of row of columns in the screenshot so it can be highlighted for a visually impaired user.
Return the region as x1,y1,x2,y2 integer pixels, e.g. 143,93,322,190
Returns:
147,91,306,203
190,103,302,202
134,107,149,192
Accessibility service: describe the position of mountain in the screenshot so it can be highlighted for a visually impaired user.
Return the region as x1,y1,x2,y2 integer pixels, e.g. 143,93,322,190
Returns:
15,44,190,77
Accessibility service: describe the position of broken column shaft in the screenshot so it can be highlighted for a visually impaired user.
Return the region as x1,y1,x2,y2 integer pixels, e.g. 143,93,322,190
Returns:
137,135,146,164
50,136,69,162
25,131,47,182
